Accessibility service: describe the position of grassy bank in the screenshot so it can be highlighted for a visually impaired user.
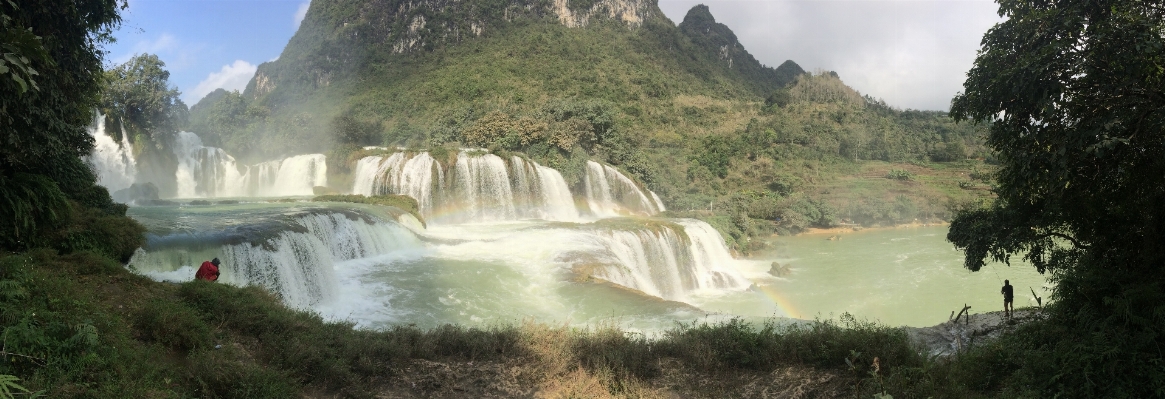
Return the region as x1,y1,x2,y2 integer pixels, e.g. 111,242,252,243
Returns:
0,249,1033,398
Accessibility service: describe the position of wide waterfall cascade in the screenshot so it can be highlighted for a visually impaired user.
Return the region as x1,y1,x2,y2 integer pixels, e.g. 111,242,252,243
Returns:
351,151,668,222
583,161,665,217
352,151,584,222
510,156,578,221
129,209,422,309
86,114,137,193
352,152,444,214
172,131,327,198
583,219,750,301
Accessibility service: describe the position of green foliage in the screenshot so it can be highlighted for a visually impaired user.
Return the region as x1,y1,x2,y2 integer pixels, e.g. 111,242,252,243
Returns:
188,350,299,399
0,173,70,250
99,53,188,142
886,169,912,181
690,135,733,179
0,0,140,257
133,300,212,351
0,2,52,95
928,140,966,162
658,315,920,374
330,108,381,146
0,374,34,398
946,0,1165,396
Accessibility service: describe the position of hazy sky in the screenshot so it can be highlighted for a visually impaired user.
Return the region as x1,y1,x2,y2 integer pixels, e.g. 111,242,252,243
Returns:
107,0,1001,110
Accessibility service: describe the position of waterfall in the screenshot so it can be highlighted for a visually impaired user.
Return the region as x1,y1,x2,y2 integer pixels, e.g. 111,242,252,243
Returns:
86,114,137,193
511,156,578,221
583,161,663,217
352,151,673,223
172,131,327,198
584,219,749,301
256,154,328,197
128,210,421,309
353,152,443,214
352,151,582,223
452,152,517,221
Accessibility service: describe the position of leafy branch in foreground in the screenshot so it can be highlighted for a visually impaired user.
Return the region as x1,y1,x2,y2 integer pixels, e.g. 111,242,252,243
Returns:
947,0,1165,396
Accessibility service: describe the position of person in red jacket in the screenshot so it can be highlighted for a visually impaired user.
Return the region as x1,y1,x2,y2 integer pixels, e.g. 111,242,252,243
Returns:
195,258,221,282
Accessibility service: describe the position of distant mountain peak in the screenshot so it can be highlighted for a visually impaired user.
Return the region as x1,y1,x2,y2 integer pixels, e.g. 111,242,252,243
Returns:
678,4,805,92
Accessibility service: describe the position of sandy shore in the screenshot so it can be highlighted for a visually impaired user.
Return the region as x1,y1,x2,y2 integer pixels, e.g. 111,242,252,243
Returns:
798,221,949,237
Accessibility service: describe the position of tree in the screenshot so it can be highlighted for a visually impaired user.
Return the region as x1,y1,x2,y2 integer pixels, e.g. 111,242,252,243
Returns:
100,53,188,143
948,0,1165,396
0,0,143,261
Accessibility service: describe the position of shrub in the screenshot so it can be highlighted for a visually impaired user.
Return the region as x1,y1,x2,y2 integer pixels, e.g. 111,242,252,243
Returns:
134,301,212,351
189,350,298,399
887,169,913,181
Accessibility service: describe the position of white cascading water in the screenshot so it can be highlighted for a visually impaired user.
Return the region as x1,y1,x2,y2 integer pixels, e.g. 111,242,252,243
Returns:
352,151,583,223
352,151,671,223
586,219,749,301
256,154,328,197
86,114,138,193
510,156,578,221
452,152,517,221
128,211,421,309
353,152,443,214
583,161,665,217
172,131,327,198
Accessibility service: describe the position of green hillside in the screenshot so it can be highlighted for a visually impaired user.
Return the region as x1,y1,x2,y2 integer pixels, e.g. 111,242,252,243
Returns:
186,0,994,250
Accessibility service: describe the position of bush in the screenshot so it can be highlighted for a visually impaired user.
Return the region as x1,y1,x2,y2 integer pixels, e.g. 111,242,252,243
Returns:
189,350,299,399
887,169,913,181
134,300,212,351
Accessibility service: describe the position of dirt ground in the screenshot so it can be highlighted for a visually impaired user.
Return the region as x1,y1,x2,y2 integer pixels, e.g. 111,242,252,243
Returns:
365,359,853,399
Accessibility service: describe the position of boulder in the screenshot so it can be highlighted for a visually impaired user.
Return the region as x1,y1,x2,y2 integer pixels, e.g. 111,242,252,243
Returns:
112,182,160,204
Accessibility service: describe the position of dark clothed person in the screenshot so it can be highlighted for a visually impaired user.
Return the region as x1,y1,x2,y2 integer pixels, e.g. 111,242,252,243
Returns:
1002,280,1014,318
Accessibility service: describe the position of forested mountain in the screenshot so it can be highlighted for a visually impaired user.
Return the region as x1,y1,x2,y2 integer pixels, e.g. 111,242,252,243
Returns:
182,0,992,248
189,0,807,158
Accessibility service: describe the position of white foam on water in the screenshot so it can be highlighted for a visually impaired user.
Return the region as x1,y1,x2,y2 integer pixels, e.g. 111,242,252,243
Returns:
129,211,421,309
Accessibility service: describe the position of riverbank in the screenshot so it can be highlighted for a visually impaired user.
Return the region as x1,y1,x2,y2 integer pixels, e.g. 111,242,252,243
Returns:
2,248,1022,398
799,221,950,237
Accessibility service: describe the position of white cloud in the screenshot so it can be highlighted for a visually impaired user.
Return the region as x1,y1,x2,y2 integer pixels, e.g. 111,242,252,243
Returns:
657,0,1002,110
186,60,258,104
135,33,177,54
293,1,310,29
110,33,179,65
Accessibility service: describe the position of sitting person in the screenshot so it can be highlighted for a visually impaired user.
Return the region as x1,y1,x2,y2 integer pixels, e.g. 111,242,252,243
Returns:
196,258,221,282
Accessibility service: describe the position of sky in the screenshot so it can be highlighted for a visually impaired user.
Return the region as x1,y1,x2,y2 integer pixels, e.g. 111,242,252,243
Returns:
106,0,1002,110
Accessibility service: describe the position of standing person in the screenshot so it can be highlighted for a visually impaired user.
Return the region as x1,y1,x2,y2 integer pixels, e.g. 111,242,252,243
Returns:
1001,279,1014,318
196,258,221,282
